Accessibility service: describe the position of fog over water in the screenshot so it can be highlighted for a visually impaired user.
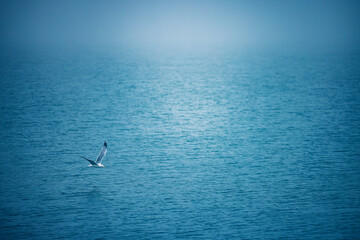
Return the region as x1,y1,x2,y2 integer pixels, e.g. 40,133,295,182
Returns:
1,0,360,51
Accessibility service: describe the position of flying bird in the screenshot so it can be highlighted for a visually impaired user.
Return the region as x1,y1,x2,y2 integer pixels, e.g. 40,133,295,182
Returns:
80,141,107,168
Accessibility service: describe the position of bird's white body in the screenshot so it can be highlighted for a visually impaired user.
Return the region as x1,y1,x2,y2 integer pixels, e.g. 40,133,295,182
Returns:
89,163,105,168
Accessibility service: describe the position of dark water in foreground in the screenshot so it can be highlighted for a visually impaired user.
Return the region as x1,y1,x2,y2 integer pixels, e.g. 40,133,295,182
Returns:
0,49,359,239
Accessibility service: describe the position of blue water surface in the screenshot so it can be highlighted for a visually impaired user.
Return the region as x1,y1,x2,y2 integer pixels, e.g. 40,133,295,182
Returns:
0,48,359,239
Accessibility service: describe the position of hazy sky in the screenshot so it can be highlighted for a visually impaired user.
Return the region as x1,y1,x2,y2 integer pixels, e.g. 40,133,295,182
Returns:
1,0,360,50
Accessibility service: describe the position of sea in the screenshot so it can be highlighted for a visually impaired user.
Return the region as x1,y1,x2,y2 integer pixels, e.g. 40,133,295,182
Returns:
0,47,359,239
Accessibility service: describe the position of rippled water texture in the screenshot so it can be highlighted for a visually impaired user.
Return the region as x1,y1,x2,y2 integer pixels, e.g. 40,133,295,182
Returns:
0,49,359,239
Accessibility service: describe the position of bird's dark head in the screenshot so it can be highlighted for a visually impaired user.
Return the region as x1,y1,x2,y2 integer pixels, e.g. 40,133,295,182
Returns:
104,141,107,147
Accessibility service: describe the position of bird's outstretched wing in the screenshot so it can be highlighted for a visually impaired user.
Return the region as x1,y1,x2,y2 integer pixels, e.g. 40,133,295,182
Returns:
95,144,107,164
79,155,97,165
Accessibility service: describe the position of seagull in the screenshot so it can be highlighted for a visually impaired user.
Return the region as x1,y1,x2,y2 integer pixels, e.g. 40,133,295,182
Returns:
80,141,107,168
